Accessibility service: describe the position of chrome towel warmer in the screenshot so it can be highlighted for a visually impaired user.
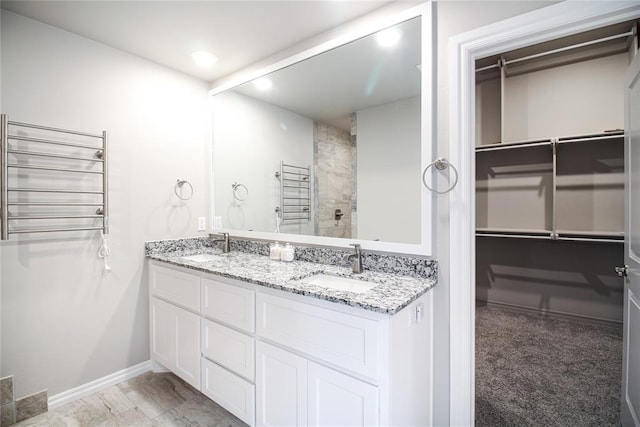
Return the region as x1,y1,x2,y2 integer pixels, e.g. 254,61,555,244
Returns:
0,114,108,240
275,161,311,223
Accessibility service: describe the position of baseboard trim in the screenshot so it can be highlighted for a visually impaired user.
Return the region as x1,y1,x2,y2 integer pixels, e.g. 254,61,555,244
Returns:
48,360,152,410
477,299,623,327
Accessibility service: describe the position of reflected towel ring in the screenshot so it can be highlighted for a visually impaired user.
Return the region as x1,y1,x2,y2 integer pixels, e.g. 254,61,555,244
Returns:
232,182,249,201
422,157,458,194
175,179,193,200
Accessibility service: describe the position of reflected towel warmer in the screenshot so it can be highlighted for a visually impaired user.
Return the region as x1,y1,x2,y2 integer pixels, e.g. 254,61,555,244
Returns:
0,114,108,240
275,161,311,223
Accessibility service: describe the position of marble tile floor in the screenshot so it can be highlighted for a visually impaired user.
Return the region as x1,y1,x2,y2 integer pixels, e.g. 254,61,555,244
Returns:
14,372,248,427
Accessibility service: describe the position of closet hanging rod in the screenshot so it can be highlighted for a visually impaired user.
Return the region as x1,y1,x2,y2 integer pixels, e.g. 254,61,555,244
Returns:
8,135,103,150
8,188,104,194
8,120,104,139
557,135,624,145
476,31,634,73
7,164,104,175
476,232,551,240
557,236,623,244
7,149,103,162
8,226,104,235
8,214,104,220
476,141,552,152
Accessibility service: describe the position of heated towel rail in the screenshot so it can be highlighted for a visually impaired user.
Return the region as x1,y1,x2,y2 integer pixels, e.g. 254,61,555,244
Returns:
275,161,311,223
0,114,108,240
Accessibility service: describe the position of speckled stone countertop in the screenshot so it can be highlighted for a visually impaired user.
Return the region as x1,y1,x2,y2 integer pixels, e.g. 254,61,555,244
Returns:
146,237,437,315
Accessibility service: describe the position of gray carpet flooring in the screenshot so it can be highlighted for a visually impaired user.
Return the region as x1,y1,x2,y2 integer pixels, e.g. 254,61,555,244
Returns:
475,305,623,427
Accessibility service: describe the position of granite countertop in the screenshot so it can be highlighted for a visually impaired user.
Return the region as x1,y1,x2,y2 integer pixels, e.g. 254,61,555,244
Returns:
147,247,436,315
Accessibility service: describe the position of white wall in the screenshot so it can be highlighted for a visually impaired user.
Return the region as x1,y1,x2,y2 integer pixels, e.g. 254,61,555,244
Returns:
357,96,421,243
212,90,314,235
433,2,557,425
1,11,210,398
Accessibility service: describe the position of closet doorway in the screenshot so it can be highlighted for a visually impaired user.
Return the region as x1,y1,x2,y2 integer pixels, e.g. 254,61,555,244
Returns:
447,3,640,426
474,19,632,426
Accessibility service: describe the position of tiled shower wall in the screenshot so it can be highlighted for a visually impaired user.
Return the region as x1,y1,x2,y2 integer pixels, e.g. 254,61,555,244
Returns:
313,120,356,238
1,376,48,426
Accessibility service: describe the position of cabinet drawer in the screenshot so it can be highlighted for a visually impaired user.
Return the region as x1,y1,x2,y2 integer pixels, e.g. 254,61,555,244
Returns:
150,264,200,312
202,358,255,426
202,277,255,333
202,318,255,381
256,293,380,380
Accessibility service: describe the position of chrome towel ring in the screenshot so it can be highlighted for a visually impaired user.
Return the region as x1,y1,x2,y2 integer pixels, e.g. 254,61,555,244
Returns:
422,157,458,194
175,179,193,200
232,182,249,201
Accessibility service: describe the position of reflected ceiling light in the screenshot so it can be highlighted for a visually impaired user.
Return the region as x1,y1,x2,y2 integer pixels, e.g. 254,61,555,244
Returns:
253,78,273,91
192,51,218,68
375,28,402,47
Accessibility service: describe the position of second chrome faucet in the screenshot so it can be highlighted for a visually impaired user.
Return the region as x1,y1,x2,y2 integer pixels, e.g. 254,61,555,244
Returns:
210,232,231,253
344,243,364,274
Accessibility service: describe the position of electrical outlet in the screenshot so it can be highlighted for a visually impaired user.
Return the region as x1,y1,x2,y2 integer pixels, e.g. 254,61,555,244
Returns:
197,217,206,231
214,216,222,229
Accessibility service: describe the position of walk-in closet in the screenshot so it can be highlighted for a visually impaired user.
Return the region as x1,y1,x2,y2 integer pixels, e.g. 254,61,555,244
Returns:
474,21,636,425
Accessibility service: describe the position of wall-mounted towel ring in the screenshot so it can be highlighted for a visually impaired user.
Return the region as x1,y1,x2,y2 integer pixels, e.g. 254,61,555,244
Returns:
422,157,459,194
175,179,193,200
232,182,248,201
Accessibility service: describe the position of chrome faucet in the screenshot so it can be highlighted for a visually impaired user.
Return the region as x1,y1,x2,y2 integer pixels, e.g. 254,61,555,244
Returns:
210,232,230,253
344,243,364,274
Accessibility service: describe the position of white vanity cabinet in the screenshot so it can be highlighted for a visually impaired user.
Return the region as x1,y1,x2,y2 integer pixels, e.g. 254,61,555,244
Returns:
256,340,379,427
254,290,432,427
149,261,433,427
149,265,201,390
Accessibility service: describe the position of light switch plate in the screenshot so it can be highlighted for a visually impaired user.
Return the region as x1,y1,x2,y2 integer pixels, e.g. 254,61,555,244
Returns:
214,216,222,228
197,217,206,231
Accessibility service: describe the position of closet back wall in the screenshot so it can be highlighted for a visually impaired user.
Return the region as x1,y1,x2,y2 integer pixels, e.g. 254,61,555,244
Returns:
0,10,210,399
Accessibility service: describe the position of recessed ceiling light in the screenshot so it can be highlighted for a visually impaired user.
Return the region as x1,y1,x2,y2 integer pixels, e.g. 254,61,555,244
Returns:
192,51,218,68
253,78,273,91
375,28,402,47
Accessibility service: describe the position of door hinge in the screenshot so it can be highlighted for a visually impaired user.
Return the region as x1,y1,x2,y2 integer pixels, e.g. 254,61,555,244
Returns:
615,265,629,277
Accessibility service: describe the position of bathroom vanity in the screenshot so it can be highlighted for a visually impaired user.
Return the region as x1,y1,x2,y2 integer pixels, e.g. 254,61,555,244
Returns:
146,238,437,426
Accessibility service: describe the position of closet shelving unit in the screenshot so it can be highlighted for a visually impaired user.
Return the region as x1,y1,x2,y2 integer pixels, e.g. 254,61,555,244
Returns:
476,131,625,244
474,22,633,322
0,114,109,240
275,161,311,224
475,21,634,247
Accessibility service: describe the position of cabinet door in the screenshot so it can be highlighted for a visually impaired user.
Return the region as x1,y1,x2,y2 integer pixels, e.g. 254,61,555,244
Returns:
174,307,201,389
307,362,378,427
150,297,173,369
256,341,307,427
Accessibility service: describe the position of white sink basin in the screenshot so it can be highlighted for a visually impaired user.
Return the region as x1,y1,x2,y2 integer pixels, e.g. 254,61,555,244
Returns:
181,254,222,263
297,273,377,294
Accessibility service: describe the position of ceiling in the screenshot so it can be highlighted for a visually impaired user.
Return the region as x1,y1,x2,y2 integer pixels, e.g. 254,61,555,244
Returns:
1,0,401,83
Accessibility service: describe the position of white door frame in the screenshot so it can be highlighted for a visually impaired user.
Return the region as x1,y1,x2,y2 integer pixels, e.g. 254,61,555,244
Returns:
448,2,640,425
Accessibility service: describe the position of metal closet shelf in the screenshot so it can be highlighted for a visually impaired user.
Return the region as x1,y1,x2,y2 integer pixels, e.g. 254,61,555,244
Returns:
0,114,109,239
475,131,624,152
476,228,624,243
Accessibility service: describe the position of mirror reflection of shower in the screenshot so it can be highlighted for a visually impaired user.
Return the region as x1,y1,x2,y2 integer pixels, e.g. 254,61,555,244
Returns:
313,115,357,239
